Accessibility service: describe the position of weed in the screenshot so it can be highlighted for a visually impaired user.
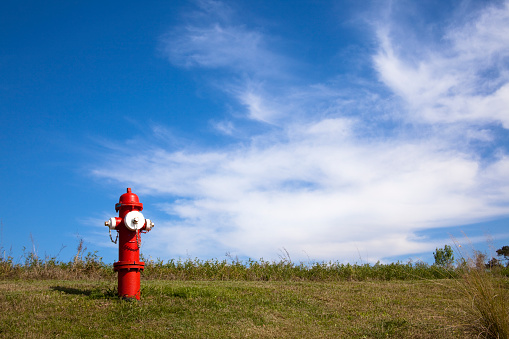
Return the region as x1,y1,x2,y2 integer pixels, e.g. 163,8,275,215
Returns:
452,252,509,338
1,243,461,282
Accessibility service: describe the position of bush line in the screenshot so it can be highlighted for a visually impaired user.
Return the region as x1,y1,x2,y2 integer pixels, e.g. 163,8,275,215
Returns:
4,248,506,281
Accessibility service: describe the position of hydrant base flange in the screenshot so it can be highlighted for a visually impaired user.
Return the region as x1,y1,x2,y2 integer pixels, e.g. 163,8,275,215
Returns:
114,261,145,300
113,261,145,271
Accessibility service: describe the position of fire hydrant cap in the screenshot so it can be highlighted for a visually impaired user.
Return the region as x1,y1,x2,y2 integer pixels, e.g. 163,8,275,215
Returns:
116,188,143,211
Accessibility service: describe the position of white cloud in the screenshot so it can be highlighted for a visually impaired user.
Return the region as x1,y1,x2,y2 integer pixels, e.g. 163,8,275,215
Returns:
373,1,509,127
164,24,265,70
212,120,235,135
161,0,286,80
447,1,509,66
238,90,280,123
93,123,509,262
93,1,509,262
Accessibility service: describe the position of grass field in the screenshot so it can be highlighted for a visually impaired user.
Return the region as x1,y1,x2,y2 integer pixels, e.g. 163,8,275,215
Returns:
1,244,508,338
0,278,473,338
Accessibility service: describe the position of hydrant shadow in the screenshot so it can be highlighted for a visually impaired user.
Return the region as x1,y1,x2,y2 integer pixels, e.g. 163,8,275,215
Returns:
50,286,117,299
50,286,92,296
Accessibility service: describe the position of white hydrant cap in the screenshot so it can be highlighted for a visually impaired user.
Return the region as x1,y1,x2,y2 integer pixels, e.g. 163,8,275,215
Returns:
124,211,145,231
104,217,119,230
145,219,154,231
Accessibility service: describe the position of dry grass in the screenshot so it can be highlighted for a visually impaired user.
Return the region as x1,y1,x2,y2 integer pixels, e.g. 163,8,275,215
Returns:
449,256,509,338
0,279,473,338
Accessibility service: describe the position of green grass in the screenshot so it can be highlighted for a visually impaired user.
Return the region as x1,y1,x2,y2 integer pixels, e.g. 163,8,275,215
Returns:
0,279,471,338
2,243,509,337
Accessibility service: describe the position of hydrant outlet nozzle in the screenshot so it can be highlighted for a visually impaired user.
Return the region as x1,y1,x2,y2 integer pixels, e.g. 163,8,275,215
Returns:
105,217,121,230
145,219,155,231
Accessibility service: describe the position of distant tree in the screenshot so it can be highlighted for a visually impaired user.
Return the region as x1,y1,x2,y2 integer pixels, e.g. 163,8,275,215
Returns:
486,257,502,269
433,245,454,267
496,246,509,259
496,245,509,266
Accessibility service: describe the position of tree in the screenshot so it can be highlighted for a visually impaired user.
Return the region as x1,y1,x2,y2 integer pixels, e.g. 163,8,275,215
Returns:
496,245,509,266
486,257,502,269
496,246,509,259
433,245,454,267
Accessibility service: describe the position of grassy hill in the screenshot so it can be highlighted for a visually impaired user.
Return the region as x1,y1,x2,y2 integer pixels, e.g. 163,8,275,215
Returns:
1,279,470,338
1,247,508,338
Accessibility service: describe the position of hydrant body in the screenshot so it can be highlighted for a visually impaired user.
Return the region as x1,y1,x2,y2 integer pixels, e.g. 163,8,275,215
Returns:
105,188,154,300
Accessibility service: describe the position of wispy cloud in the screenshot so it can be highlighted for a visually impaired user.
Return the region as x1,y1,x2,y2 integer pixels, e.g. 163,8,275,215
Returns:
92,129,509,261
93,1,509,262
161,0,286,79
373,1,509,127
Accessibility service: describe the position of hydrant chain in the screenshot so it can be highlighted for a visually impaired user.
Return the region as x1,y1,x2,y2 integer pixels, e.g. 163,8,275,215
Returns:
136,229,141,249
109,228,118,244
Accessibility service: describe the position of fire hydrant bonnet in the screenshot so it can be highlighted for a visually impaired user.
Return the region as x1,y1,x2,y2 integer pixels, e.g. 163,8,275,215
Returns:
115,187,143,212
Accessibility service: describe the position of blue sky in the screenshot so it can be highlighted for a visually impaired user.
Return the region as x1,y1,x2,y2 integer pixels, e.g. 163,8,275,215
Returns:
1,0,509,265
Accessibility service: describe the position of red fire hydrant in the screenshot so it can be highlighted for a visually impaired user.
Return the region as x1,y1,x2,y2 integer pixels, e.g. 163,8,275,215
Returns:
104,188,154,300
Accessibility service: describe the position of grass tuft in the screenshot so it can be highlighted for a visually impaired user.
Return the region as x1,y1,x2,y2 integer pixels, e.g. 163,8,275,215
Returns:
453,252,509,338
